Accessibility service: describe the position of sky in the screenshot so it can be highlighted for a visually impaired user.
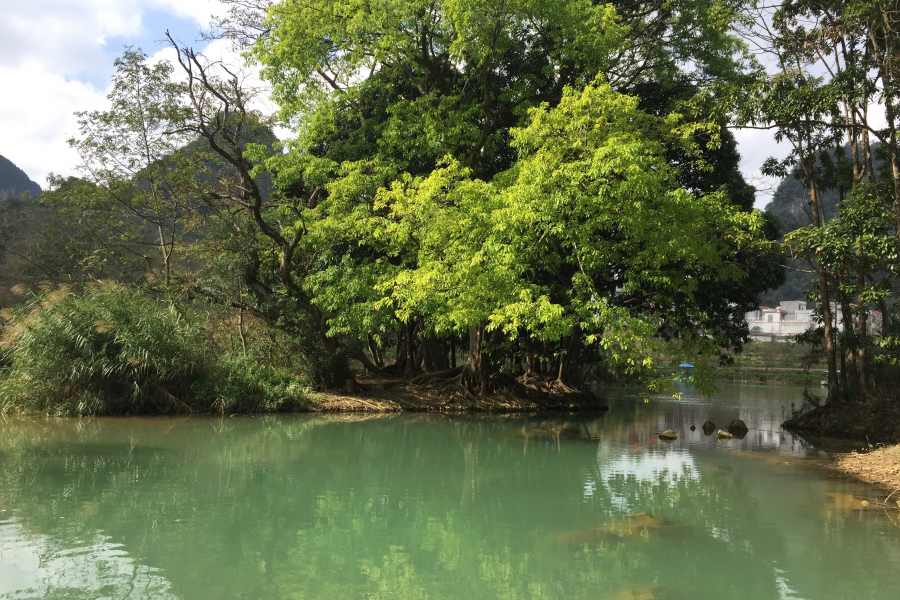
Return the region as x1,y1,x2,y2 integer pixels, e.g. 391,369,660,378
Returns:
1,0,789,210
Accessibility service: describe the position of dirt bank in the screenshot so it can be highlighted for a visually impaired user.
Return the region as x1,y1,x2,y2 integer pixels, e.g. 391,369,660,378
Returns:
308,373,607,413
783,403,900,444
830,445,900,500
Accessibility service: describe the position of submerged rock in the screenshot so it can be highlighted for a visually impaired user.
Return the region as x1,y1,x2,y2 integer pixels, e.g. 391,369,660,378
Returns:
559,512,682,545
717,429,734,441
658,429,678,441
605,588,657,600
733,451,794,466
689,425,696,431
702,421,717,435
727,420,749,438
825,492,875,512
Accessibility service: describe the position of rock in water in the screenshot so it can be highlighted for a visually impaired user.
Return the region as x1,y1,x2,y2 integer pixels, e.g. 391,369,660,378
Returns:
558,513,681,545
717,429,734,441
605,588,657,600
689,424,696,431
727,420,749,438
825,493,874,512
658,429,678,441
702,421,717,435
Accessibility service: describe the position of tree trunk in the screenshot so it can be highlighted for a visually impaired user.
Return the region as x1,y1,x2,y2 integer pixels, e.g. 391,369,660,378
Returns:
460,325,488,394
857,273,870,401
802,156,840,402
405,320,416,376
840,298,859,400
355,351,381,374
367,335,384,369
557,326,582,386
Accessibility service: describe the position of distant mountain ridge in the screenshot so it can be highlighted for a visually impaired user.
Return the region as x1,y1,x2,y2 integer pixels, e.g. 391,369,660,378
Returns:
0,155,42,198
764,173,840,232
761,146,883,304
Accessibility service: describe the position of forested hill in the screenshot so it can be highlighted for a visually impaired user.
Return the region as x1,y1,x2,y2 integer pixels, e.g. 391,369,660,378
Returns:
0,155,41,197
760,174,836,303
764,173,840,233
760,148,866,304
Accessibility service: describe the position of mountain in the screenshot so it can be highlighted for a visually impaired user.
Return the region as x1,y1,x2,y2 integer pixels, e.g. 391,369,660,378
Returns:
764,172,840,232
760,146,885,305
0,155,42,198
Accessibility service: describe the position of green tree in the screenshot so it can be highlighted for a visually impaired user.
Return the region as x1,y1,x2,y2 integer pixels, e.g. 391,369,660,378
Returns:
229,0,779,390
738,0,900,402
376,81,777,391
49,49,198,286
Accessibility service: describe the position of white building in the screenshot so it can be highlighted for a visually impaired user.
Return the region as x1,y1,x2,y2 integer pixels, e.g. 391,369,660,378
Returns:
746,301,818,339
746,301,881,340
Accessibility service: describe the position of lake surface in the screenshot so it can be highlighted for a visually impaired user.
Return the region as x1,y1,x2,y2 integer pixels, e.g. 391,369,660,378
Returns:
1,383,898,600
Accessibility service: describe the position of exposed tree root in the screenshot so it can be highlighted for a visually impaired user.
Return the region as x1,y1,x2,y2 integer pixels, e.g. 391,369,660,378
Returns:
311,372,607,413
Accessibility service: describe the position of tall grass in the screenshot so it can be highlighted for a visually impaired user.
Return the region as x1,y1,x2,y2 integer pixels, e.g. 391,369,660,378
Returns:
0,283,311,415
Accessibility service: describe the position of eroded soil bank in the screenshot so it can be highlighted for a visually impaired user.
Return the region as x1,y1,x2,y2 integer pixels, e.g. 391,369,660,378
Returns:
784,403,900,499
784,402,900,444
309,373,607,413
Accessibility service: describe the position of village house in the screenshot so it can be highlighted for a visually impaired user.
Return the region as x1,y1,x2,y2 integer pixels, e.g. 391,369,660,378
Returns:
746,301,881,341
746,301,818,340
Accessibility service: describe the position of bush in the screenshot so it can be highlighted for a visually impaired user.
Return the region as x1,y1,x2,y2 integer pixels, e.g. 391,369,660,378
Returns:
0,283,311,415
195,355,311,414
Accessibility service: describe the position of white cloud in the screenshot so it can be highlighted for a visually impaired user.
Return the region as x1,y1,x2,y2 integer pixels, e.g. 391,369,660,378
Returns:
0,1,232,188
153,0,223,28
732,127,793,210
0,62,107,188
3,0,886,202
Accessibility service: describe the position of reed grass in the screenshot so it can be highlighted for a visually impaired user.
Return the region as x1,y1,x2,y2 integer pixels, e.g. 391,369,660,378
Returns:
0,283,311,415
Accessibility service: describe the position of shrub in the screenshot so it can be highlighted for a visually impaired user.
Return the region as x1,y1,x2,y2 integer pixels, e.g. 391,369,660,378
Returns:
0,283,311,415
195,355,311,414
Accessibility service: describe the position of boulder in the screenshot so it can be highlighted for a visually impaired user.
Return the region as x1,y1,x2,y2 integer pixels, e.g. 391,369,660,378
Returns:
717,429,734,441
689,425,696,431
701,421,717,436
727,420,749,438
658,429,678,441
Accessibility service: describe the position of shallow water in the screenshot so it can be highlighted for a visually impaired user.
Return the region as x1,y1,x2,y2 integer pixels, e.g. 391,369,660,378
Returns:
0,383,897,600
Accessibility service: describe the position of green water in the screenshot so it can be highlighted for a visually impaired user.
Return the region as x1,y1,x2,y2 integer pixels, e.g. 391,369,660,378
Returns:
1,383,898,600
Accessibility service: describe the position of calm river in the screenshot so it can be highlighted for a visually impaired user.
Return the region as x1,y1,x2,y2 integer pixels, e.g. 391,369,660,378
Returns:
1,383,898,600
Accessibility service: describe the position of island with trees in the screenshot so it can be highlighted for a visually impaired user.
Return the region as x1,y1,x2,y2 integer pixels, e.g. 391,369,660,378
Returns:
0,0,898,444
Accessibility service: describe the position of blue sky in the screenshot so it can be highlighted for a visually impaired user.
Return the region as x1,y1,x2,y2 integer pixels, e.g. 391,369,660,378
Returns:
85,8,210,89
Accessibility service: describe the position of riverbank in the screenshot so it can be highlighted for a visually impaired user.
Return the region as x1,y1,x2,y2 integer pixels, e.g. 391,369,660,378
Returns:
783,403,900,444
704,366,820,385
785,402,900,499
830,445,900,497
310,373,607,413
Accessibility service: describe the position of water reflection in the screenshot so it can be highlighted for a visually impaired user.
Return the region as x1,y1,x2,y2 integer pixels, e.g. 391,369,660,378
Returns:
0,519,176,599
0,385,897,599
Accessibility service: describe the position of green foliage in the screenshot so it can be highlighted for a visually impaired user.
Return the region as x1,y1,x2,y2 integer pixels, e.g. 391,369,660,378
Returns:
196,354,312,414
375,80,777,382
0,284,311,415
5,0,789,399
45,49,207,286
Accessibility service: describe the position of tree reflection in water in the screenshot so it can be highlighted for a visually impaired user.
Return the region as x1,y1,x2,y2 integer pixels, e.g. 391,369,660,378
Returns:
0,387,898,599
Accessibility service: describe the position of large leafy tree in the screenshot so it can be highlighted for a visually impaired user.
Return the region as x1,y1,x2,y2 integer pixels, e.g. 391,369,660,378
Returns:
376,81,777,391
223,0,780,390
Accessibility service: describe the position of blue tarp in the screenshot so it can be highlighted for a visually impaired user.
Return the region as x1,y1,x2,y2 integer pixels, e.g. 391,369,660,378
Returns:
679,363,695,368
